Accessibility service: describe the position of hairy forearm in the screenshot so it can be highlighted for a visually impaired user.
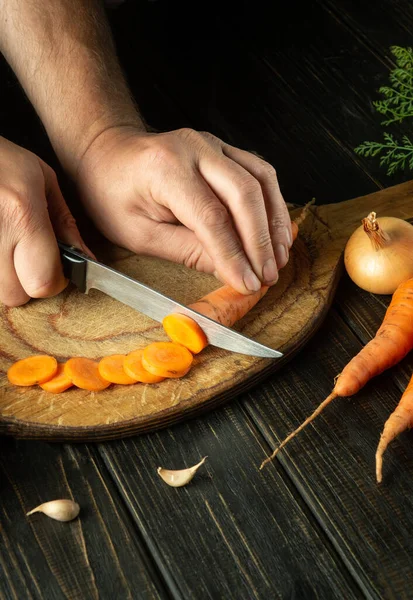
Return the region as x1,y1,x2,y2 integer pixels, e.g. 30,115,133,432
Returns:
0,0,144,174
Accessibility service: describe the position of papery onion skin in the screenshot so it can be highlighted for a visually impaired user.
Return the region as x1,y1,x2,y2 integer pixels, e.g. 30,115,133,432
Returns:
344,215,413,295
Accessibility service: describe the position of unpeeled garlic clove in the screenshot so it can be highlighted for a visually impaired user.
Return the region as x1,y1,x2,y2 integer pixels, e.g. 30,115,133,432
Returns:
26,499,80,522
157,456,207,487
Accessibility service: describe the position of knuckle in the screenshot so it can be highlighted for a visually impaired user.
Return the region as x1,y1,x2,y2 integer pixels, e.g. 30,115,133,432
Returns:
182,245,205,271
255,159,277,182
147,142,179,169
198,203,229,229
235,174,261,200
270,215,287,234
0,186,33,230
55,210,78,232
250,230,273,251
26,278,63,299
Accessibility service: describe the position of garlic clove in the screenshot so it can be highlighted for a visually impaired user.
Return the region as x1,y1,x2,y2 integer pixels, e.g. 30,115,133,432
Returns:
157,456,207,487
26,499,80,522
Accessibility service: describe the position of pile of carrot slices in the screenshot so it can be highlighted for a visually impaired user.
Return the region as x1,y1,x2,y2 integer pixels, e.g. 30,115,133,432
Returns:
6,340,195,393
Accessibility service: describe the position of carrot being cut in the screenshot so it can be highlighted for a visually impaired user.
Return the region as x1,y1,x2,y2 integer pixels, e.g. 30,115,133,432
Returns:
163,220,299,351
40,363,73,393
376,373,413,483
123,350,165,383
162,313,208,354
7,355,58,386
64,358,111,391
142,342,193,378
98,354,137,385
260,276,413,469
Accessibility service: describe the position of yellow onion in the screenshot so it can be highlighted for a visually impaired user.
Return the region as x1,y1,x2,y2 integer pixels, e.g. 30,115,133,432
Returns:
344,211,413,294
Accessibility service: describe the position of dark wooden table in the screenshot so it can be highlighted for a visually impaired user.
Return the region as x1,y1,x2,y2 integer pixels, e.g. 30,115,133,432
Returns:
1,1,413,598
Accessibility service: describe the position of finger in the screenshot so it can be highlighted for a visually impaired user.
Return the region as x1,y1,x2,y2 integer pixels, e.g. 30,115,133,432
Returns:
42,163,96,259
198,152,279,284
222,145,292,269
13,195,68,300
0,251,30,307
121,217,215,274
158,174,261,294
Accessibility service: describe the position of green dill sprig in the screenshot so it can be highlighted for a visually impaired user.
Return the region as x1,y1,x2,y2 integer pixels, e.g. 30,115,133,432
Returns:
355,46,413,175
355,132,413,175
373,46,413,125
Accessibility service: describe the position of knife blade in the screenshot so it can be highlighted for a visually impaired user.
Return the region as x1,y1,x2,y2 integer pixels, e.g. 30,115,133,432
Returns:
58,242,282,359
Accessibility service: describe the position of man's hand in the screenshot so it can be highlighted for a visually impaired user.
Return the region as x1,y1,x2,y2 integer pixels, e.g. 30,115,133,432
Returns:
0,137,89,307
77,126,293,295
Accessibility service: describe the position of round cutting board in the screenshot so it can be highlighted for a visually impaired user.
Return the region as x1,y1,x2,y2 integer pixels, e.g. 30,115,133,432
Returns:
1,182,413,441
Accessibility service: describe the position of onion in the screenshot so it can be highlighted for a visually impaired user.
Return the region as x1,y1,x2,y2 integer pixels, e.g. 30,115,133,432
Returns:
344,211,413,294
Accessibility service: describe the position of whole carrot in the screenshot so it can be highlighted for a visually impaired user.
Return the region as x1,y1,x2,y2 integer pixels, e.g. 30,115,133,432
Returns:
376,372,413,483
260,276,413,469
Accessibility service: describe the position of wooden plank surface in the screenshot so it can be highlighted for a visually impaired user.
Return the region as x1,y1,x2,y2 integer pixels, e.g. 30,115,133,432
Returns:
98,406,362,600
0,438,166,599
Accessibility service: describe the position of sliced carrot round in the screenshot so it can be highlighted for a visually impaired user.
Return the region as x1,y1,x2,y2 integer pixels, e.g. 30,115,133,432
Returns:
162,313,208,354
123,350,165,383
8,355,58,386
64,358,111,391
142,342,193,378
40,363,73,393
98,354,137,385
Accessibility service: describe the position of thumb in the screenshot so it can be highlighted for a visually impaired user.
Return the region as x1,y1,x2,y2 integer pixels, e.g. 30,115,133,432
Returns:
127,218,215,274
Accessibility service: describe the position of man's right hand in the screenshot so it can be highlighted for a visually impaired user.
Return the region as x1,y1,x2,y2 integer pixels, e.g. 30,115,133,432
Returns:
0,137,90,307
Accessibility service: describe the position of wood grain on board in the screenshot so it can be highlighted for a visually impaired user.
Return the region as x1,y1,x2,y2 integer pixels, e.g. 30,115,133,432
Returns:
0,180,412,441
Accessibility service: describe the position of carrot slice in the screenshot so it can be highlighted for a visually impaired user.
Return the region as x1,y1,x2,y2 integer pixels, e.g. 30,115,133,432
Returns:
98,354,137,385
142,342,193,378
123,350,165,383
162,313,208,354
8,355,58,386
40,363,74,393
64,358,111,391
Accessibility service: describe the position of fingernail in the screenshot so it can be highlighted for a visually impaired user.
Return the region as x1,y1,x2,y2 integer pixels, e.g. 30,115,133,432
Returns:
274,243,288,269
286,227,292,247
262,258,278,284
243,268,261,292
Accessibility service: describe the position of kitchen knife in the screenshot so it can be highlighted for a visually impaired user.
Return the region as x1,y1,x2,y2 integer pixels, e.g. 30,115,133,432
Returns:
58,242,282,359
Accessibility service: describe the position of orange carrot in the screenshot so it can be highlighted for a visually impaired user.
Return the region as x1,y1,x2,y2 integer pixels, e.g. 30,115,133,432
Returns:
123,350,165,383
376,373,413,482
260,276,413,469
142,342,193,378
162,313,208,354
98,354,137,385
8,355,58,386
64,358,111,391
40,363,73,393
162,220,299,352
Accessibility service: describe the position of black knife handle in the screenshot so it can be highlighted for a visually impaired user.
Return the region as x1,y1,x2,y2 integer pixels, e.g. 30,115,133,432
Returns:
58,242,88,293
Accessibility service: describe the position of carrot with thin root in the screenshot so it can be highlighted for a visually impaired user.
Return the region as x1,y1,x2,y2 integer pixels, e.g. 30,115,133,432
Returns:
260,276,413,470
98,354,137,385
40,363,73,393
142,342,193,378
8,355,58,386
376,373,413,483
123,350,165,383
64,358,111,391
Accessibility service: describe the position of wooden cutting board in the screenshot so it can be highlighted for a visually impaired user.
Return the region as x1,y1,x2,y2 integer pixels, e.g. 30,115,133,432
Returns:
1,181,413,442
